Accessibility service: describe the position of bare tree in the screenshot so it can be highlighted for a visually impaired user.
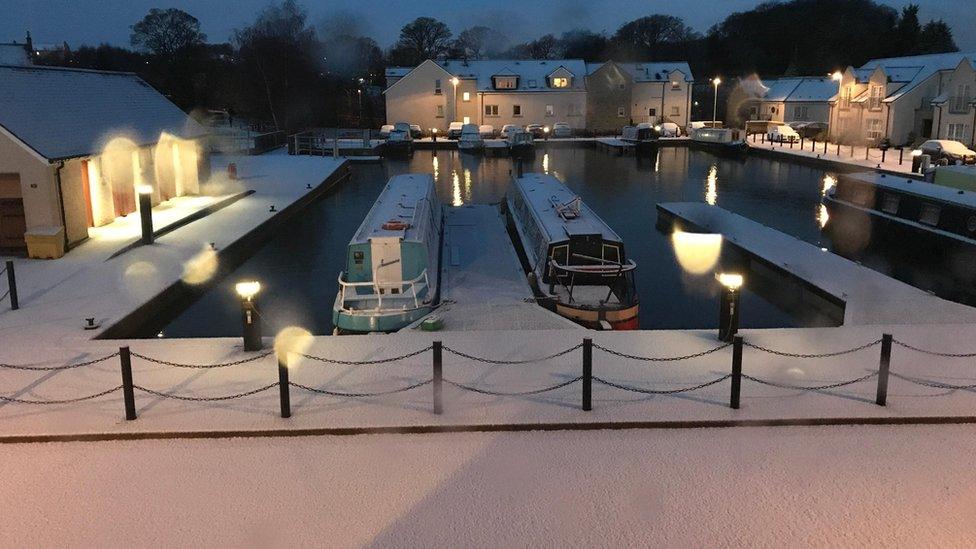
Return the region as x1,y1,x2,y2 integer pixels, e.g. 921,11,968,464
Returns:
130,8,206,56
395,17,452,64
454,26,507,59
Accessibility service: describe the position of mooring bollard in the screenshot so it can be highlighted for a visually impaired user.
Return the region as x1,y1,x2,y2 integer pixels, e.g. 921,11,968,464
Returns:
730,336,743,409
876,334,892,406
433,341,443,415
278,351,291,418
5,260,18,310
582,338,592,411
119,346,137,420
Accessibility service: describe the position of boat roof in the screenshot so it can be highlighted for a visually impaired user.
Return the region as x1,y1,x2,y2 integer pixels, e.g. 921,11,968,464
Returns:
351,174,437,244
512,173,622,244
844,172,976,210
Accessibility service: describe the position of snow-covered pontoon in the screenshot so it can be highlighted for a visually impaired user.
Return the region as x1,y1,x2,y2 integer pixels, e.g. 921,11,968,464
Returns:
332,174,442,334
506,173,639,330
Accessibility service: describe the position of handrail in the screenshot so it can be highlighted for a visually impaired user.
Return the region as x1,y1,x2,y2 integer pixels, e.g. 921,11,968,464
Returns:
551,259,637,275
337,269,430,313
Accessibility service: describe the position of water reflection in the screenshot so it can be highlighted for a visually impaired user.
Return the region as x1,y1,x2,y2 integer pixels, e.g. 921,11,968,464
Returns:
431,154,439,180
451,169,463,206
818,203,830,228
463,168,473,203
705,165,718,205
542,152,550,174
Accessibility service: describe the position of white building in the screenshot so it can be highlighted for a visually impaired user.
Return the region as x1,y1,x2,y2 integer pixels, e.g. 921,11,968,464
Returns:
738,76,837,125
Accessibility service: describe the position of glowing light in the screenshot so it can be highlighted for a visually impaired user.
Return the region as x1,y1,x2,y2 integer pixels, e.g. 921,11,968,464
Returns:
712,77,722,86
831,71,843,81
452,170,463,207
274,326,314,361
543,126,550,134
705,165,718,205
450,77,459,86
671,231,723,275
821,174,836,195
911,149,922,157
136,184,153,195
818,204,830,228
654,125,662,132
716,272,744,290
182,245,219,285
431,128,438,134
543,153,550,174
235,281,261,300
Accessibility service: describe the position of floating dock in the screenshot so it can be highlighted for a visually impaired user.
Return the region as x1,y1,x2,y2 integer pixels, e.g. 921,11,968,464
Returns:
417,204,579,332
594,138,635,156
656,202,976,326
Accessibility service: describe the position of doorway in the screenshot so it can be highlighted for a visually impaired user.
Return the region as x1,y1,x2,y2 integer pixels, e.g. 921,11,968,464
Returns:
0,173,26,250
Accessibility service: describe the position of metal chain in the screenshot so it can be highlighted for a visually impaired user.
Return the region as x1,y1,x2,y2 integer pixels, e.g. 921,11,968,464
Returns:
0,352,120,371
0,289,8,303
593,374,731,394
131,351,273,369
741,371,877,391
890,372,976,390
0,385,122,404
743,338,882,359
442,344,583,365
289,379,432,397
134,383,278,401
445,376,583,396
299,346,432,366
592,342,731,362
892,339,976,358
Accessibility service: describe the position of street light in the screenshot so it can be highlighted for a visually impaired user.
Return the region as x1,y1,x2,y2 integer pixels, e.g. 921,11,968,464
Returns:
711,77,722,128
236,280,263,351
716,272,743,342
450,77,460,124
830,71,843,141
543,126,550,142
137,185,154,245
357,88,363,128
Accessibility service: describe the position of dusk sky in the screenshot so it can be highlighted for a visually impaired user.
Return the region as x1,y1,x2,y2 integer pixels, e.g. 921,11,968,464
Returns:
3,0,975,51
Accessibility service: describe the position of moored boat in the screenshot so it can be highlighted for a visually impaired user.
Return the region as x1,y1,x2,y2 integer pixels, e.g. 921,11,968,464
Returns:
691,127,747,154
507,129,536,157
332,174,442,334
620,123,659,155
458,123,484,152
506,173,639,329
383,122,413,156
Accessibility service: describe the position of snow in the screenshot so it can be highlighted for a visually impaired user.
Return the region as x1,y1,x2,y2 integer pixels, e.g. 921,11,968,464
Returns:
857,51,976,102
0,65,207,160
586,61,695,82
846,171,976,210
2,425,976,546
436,59,589,92
658,201,976,326
747,134,917,175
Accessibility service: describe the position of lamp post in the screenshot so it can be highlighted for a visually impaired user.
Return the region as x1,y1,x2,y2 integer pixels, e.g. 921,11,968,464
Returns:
829,71,843,141
716,272,743,342
236,281,262,351
543,126,550,142
711,77,722,128
137,185,154,245
450,77,460,124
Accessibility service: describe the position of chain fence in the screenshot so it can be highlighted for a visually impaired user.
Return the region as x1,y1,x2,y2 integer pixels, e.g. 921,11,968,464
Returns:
132,351,274,369
743,338,882,358
742,371,878,391
442,344,582,365
0,352,120,372
0,385,122,405
299,346,432,366
134,383,278,402
290,379,432,397
445,376,582,396
892,339,976,358
889,373,976,391
593,342,730,362
593,374,732,395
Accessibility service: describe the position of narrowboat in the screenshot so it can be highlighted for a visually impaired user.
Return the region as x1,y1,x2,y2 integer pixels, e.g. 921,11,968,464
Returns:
458,123,484,152
383,122,413,156
332,174,442,334
620,123,659,155
507,129,536,157
506,173,639,330
691,127,747,155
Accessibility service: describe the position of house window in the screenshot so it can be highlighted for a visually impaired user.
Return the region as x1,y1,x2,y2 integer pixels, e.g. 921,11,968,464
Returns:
868,85,883,110
618,83,626,90
794,106,808,120
435,105,444,118
493,76,518,89
866,118,882,140
648,108,657,117
919,203,941,226
617,106,626,117
462,92,471,102
513,105,522,117
952,84,972,113
545,105,554,116
434,79,442,95
550,77,569,88
948,123,971,140
671,81,680,90
671,106,680,117
485,104,499,117
568,103,582,116
463,116,471,125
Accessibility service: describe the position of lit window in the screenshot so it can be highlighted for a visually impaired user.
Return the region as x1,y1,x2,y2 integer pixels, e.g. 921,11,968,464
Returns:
551,77,569,88
545,105,554,116
493,76,518,89
671,81,680,90
617,106,626,117
463,116,471,125
462,92,470,102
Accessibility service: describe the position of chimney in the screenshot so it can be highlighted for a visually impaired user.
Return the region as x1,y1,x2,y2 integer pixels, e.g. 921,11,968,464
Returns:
25,31,33,54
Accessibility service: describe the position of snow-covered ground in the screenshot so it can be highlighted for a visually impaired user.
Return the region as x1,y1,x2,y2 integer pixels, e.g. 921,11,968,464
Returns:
3,424,975,546
0,151,347,347
747,135,915,175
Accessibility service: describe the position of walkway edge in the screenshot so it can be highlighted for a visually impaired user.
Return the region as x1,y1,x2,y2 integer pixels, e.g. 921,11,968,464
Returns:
4,415,976,444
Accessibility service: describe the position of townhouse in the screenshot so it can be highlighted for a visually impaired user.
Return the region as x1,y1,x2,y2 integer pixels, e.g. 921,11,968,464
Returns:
384,59,694,134
736,75,836,125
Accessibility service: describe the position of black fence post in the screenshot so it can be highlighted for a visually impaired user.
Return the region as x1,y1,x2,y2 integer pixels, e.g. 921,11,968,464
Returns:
5,260,18,310
899,148,904,165
823,141,827,155
582,338,592,411
876,334,892,406
433,341,443,415
278,351,291,418
119,346,137,420
881,149,887,163
730,336,743,409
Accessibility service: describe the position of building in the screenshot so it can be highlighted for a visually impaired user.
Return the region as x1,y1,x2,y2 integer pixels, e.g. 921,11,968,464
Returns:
829,51,976,146
735,76,837,125
384,58,694,134
0,64,209,256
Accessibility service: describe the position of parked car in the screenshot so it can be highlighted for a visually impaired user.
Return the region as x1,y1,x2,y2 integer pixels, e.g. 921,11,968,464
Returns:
379,124,394,138
767,125,800,143
916,140,976,165
448,121,464,139
501,124,520,139
478,124,495,138
657,122,680,137
551,122,572,138
409,124,422,139
789,121,828,140
525,124,545,138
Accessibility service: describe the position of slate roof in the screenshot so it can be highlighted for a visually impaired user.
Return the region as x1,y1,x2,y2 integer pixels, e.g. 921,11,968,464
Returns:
438,59,589,92
753,77,837,103
0,64,207,161
586,61,695,82
857,51,976,102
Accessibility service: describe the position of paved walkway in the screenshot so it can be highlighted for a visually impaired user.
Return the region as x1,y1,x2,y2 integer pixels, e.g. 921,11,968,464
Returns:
747,134,915,175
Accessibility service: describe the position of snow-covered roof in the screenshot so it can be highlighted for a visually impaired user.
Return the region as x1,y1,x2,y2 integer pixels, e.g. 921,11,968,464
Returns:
586,61,695,83
351,173,437,244
512,173,622,245
753,77,837,103
0,43,30,66
857,51,976,103
437,59,589,92
0,65,207,161
845,172,976,210
384,67,411,78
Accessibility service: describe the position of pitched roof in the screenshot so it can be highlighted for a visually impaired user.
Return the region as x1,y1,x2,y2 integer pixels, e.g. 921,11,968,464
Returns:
753,76,837,103
857,51,976,102
438,59,589,92
0,65,207,161
586,61,695,82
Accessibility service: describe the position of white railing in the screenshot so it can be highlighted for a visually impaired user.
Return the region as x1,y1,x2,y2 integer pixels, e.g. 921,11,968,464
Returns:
337,269,430,313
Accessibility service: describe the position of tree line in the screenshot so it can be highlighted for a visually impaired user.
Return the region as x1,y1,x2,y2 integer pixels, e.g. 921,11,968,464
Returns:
34,0,959,131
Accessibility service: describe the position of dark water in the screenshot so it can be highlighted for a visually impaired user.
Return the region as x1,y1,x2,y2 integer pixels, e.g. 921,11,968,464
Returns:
162,146,839,337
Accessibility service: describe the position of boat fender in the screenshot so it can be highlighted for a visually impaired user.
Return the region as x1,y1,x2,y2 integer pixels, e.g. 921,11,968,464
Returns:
382,220,410,231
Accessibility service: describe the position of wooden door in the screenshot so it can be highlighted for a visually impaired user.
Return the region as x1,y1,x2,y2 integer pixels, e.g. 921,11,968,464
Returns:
0,173,26,249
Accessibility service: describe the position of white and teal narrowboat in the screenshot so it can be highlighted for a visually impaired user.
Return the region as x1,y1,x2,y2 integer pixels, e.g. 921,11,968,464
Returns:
332,174,442,333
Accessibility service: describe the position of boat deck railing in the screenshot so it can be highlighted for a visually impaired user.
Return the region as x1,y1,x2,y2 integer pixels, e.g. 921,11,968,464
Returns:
337,269,431,313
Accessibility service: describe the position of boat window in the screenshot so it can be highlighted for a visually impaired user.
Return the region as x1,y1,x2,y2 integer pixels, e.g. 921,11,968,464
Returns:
353,251,364,265
602,244,620,264
881,193,900,215
550,245,569,268
919,203,941,226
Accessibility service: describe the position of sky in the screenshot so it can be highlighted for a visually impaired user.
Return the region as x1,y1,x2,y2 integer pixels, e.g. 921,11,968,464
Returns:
3,0,974,52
